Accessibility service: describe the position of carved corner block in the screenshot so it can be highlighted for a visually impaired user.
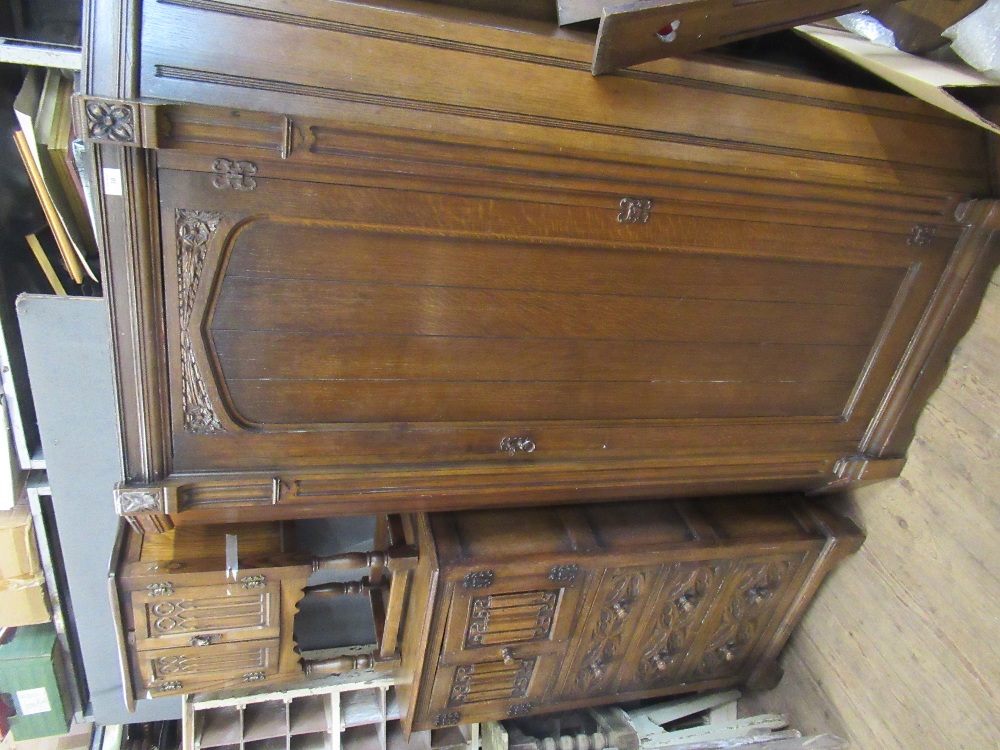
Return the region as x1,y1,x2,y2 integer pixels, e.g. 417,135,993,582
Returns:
74,95,160,148
114,484,175,533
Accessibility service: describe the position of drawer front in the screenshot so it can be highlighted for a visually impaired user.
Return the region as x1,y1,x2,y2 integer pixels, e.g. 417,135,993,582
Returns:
616,559,731,693
690,551,811,681
137,638,281,696
422,652,563,729
132,581,281,650
555,565,659,701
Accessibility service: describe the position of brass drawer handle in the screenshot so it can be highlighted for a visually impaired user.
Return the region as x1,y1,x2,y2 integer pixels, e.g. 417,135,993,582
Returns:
189,635,218,647
500,437,535,455
501,647,517,666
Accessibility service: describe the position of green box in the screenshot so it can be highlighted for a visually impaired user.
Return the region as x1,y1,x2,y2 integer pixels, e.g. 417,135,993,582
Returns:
0,625,71,740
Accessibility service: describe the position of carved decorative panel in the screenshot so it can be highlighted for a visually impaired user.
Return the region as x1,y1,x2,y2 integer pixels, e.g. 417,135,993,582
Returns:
446,658,537,707
569,569,651,697
694,556,802,679
176,209,227,434
146,641,277,684
85,99,136,143
632,563,725,687
115,487,167,515
465,590,559,648
134,582,279,646
142,592,271,636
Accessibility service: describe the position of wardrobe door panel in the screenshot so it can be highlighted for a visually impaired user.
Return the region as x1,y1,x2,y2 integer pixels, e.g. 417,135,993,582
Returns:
158,161,946,491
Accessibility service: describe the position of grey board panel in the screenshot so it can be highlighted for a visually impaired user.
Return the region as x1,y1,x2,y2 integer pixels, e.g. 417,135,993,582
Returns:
16,294,181,724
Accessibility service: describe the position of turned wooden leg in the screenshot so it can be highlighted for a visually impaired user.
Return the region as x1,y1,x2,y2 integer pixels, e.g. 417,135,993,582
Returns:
302,579,373,598
303,650,378,676
312,544,418,572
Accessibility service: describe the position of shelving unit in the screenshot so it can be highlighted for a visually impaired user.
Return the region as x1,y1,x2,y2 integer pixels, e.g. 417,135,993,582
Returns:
184,679,478,750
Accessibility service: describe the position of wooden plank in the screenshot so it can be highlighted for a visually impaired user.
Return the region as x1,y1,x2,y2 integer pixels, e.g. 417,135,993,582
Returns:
707,701,737,725
213,332,873,385
223,224,908,307
629,689,742,723
591,0,895,75
662,736,844,750
0,38,82,69
209,277,887,346
644,714,787,744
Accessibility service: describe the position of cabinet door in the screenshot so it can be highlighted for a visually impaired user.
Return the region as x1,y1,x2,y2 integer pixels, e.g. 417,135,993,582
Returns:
615,559,731,693
555,566,660,701
688,552,811,681
154,152,951,514
423,568,587,726
131,581,281,650
440,579,585,662
136,639,281,696
426,652,565,727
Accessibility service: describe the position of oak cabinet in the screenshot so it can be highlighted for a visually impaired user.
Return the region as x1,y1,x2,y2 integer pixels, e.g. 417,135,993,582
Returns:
110,521,308,702
110,518,415,706
111,497,861,722
82,0,1000,529
399,496,863,731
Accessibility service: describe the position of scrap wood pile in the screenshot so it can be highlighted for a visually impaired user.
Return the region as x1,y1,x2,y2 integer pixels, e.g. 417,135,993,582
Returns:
483,690,848,750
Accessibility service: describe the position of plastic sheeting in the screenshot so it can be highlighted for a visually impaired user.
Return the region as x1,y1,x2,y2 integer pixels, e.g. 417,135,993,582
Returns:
944,0,1000,79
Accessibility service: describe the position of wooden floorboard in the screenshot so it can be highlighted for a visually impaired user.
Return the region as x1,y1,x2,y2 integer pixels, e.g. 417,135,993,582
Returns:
742,269,1000,749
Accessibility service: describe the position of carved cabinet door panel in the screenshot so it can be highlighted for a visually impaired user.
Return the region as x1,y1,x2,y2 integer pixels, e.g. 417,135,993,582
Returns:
424,652,564,728
687,551,813,682
136,639,281,697
438,567,587,664
131,581,282,650
615,559,731,693
554,566,660,701
422,566,588,727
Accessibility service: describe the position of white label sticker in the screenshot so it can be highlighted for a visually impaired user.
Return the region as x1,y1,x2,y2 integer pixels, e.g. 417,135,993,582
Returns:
15,687,52,716
102,167,124,196
226,534,239,580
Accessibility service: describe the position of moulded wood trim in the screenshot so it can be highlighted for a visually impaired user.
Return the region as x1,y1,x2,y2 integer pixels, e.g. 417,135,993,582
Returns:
145,0,956,122
145,453,839,525
144,62,984,190
84,0,141,99
860,199,1000,456
152,121,969,232
90,144,171,484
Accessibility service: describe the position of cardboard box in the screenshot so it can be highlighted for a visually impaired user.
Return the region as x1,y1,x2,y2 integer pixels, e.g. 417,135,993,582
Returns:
0,719,92,750
0,626,71,741
797,25,1000,135
0,504,48,627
